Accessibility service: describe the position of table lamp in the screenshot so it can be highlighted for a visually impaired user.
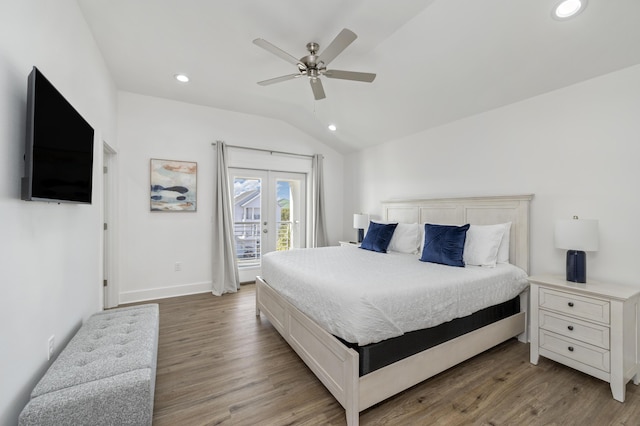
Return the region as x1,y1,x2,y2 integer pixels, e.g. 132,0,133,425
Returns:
554,216,598,283
353,213,369,243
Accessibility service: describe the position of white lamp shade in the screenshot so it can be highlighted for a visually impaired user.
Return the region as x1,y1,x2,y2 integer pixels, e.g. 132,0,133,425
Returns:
555,218,599,251
353,213,369,230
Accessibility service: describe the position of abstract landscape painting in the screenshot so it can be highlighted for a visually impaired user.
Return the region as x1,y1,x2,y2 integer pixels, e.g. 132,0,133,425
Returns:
150,159,197,211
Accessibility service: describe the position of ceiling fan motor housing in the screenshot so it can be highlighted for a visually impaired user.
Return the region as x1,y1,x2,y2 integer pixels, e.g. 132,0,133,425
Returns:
301,42,323,75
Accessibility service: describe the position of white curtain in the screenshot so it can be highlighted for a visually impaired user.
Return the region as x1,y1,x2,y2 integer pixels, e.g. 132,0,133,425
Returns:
311,154,329,247
211,141,240,296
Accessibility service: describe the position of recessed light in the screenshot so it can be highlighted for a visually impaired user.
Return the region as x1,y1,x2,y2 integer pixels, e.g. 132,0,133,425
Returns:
552,0,587,20
174,74,190,83
328,124,337,132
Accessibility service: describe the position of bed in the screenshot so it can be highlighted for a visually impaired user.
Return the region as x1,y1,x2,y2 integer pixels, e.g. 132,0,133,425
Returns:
256,194,533,425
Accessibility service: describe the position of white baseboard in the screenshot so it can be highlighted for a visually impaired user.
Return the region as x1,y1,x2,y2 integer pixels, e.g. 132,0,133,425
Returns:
119,281,212,305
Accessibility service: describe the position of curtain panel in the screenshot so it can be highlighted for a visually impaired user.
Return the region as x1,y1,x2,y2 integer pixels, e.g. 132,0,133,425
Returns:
212,141,240,295
311,154,328,247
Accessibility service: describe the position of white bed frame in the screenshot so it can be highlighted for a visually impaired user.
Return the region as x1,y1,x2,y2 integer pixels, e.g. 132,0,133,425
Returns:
256,194,533,425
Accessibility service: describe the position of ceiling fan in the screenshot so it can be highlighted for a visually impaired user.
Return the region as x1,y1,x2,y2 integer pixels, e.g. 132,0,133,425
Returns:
253,28,376,100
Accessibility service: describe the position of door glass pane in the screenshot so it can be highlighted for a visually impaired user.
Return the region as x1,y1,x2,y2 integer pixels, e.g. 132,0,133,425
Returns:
276,180,292,251
233,177,261,269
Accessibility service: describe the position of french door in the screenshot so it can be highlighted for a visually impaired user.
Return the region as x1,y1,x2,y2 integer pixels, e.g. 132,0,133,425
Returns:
229,168,306,282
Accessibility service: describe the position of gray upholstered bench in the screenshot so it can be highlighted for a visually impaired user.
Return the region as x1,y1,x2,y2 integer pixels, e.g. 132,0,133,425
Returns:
19,304,159,426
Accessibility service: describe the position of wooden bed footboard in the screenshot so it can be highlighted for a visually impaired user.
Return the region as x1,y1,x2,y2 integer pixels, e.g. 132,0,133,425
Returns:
256,276,526,426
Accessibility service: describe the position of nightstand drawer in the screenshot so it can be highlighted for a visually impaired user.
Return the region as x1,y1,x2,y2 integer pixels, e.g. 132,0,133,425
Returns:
539,310,610,349
540,330,610,372
539,288,610,324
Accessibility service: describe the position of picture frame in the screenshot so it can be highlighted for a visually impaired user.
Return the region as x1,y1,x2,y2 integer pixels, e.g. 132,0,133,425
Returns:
150,159,197,212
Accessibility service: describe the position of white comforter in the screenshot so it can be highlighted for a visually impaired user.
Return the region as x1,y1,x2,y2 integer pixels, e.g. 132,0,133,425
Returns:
261,247,529,346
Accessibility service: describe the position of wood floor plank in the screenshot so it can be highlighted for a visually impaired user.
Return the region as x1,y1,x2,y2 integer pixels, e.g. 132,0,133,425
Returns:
132,284,639,425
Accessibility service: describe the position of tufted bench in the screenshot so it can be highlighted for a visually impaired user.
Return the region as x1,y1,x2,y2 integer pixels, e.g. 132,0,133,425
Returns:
19,304,159,426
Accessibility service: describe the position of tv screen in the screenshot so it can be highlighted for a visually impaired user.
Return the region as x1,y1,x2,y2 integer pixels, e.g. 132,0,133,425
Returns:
22,67,94,204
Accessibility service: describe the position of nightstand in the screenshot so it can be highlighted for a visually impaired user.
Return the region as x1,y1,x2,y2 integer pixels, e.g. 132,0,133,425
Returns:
529,275,640,402
339,241,360,247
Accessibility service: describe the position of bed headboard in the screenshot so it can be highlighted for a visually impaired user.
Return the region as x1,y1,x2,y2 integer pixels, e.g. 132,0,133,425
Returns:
382,195,533,273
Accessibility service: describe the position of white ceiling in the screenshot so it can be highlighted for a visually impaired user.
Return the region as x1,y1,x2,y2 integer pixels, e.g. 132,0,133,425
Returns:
77,0,640,154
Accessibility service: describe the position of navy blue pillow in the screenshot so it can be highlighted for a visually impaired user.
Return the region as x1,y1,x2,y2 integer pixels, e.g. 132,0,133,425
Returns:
360,222,398,253
419,223,470,267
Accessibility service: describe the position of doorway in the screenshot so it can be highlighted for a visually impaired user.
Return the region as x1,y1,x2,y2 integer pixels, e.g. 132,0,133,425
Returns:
103,143,118,308
229,168,306,282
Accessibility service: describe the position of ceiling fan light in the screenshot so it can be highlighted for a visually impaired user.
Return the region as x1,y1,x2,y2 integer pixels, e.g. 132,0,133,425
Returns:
174,74,190,83
552,0,586,20
328,124,337,132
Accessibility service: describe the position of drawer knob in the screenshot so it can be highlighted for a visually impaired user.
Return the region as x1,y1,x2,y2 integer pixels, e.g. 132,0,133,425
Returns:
568,346,574,352
567,325,574,331
568,302,574,307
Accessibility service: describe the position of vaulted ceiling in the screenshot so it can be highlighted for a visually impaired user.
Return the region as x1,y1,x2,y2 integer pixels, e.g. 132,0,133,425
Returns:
77,0,640,153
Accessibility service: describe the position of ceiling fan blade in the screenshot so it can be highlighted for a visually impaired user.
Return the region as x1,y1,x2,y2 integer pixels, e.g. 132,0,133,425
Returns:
319,28,357,66
253,38,306,69
309,78,326,100
257,73,301,86
324,69,376,83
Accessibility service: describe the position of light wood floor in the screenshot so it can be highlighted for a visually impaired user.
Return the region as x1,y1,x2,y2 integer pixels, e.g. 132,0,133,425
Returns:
147,284,639,425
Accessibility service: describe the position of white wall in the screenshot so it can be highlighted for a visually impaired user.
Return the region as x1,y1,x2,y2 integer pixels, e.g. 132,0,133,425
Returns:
116,92,343,303
345,65,640,287
0,1,117,424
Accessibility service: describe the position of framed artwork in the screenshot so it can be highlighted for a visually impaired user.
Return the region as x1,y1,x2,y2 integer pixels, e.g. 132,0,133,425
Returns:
150,159,197,212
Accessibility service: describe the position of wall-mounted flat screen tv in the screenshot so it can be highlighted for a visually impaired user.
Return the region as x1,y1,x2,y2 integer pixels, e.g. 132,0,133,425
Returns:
21,66,94,204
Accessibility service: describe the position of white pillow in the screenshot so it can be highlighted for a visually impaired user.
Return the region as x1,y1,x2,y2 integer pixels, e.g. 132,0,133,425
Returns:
497,222,511,264
387,223,421,254
463,224,506,267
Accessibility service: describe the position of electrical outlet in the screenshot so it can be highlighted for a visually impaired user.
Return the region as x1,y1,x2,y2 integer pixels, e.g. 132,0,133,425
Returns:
175,262,182,272
47,335,55,360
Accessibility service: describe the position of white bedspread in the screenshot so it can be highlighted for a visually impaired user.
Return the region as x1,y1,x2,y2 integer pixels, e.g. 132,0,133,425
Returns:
261,247,529,346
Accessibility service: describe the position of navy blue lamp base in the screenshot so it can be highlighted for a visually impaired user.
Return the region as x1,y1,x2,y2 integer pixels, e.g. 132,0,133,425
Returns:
566,250,587,283
357,229,364,243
